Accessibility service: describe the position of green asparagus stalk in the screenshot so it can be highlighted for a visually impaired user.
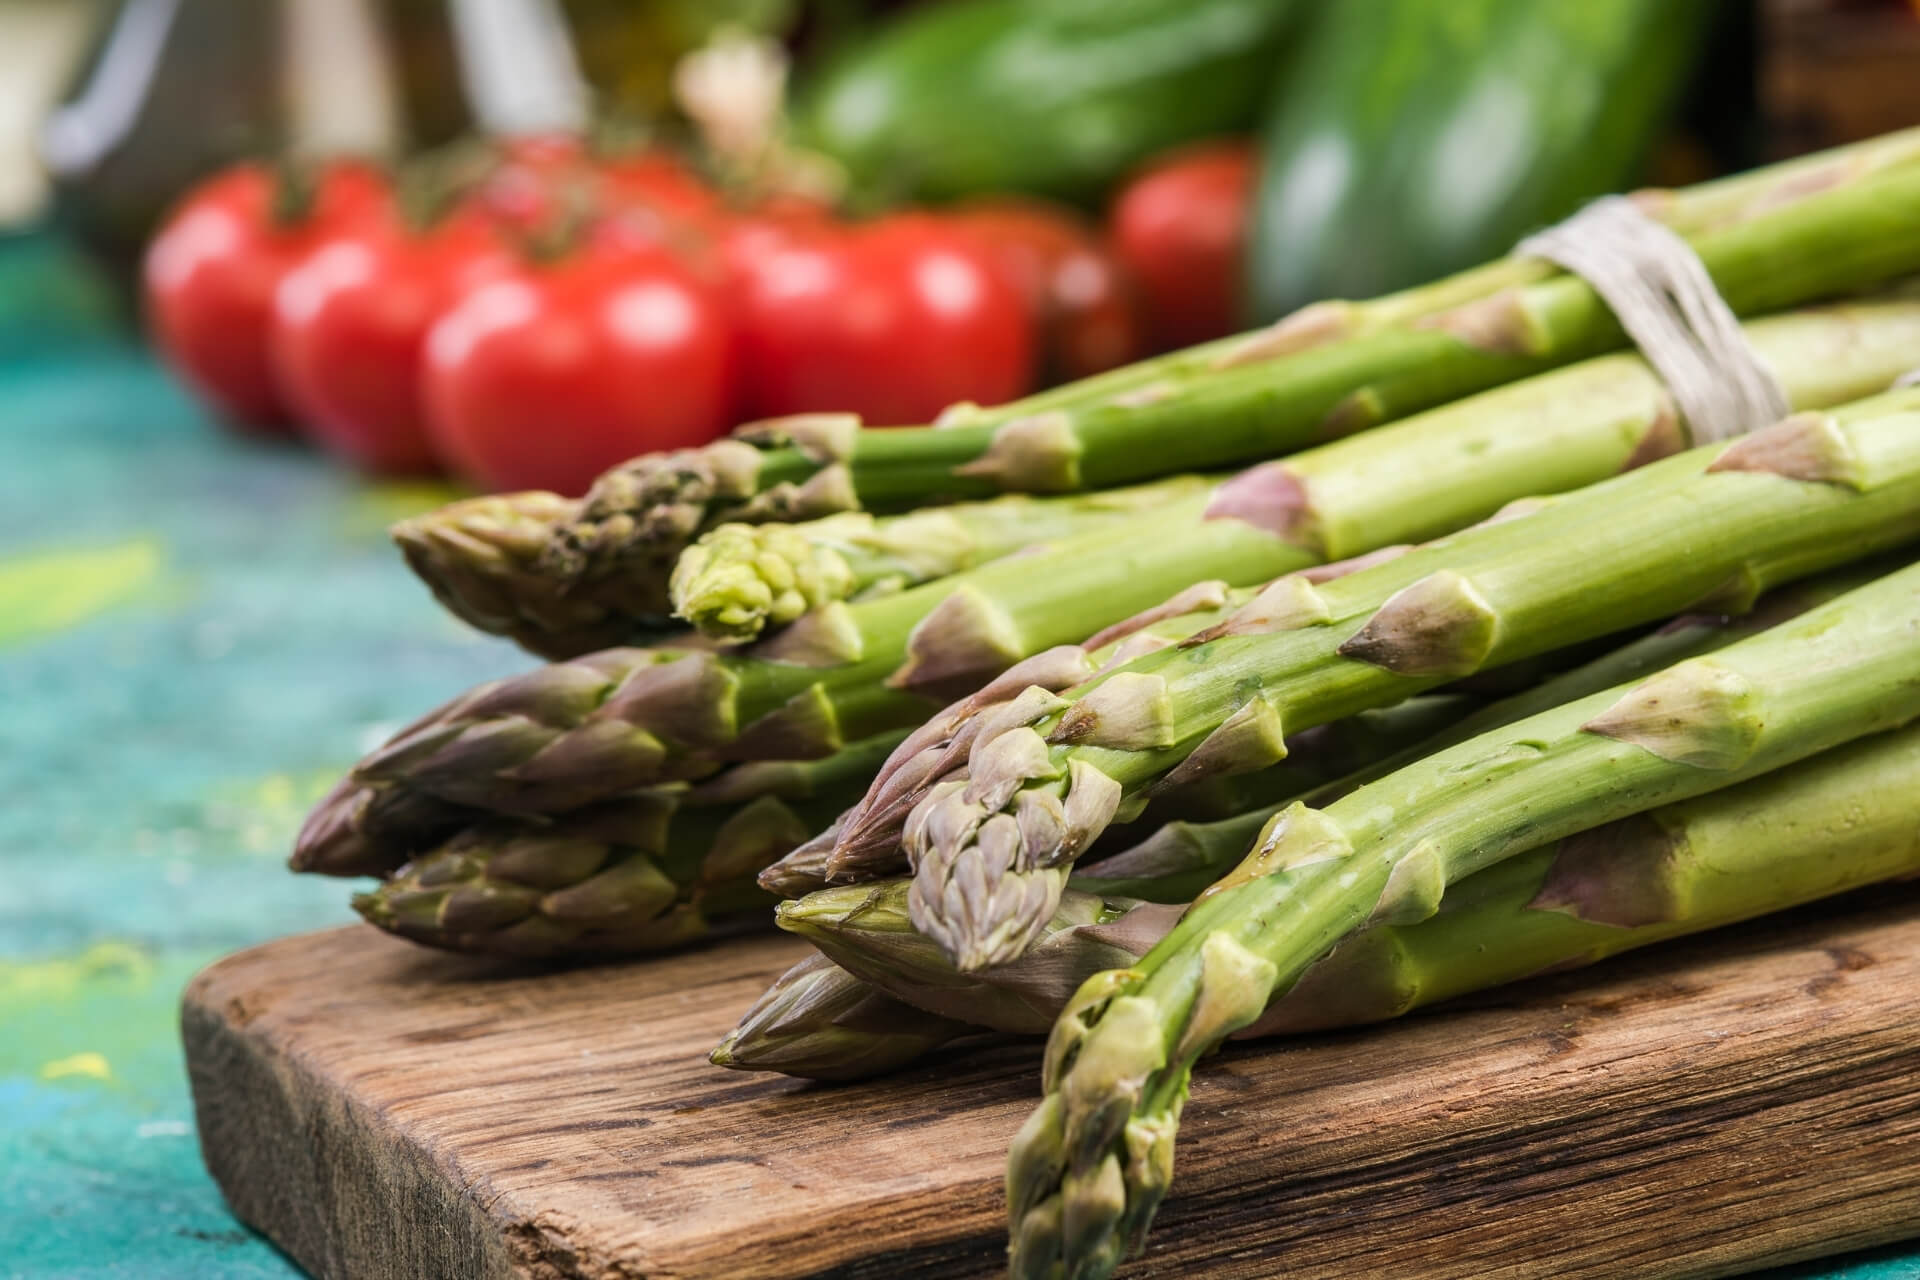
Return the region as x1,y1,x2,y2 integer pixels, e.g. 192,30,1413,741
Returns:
536,145,1920,610
903,391,1920,972
738,714,1920,1080
1250,722,1920,1034
989,125,1920,423
1008,558,1920,1280
347,732,907,956
298,302,1920,874
669,474,1221,643
708,952,974,1082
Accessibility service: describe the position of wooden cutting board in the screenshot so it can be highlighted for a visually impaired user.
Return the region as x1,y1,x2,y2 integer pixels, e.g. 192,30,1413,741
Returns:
182,895,1920,1280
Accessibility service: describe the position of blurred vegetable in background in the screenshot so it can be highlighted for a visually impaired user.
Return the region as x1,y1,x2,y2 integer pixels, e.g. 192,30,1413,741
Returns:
143,159,389,430
36,0,797,288
268,193,512,474
1248,0,1717,320
947,198,1143,384
732,211,1034,424
797,0,1299,203
1109,139,1254,352
421,227,739,495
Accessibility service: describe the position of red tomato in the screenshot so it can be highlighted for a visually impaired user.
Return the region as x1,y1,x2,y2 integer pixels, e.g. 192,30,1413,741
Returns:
734,214,1035,424
421,241,738,495
1109,140,1257,351
946,200,1144,385
270,208,511,475
144,161,388,430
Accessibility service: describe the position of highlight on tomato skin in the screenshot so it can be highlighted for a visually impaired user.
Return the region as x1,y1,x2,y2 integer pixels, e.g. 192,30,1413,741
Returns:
420,237,740,497
143,160,391,433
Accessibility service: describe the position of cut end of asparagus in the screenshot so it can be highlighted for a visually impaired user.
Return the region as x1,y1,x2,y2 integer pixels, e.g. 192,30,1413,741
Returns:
670,521,858,642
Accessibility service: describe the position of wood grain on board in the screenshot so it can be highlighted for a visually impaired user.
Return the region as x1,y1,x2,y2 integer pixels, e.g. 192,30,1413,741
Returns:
184,896,1920,1279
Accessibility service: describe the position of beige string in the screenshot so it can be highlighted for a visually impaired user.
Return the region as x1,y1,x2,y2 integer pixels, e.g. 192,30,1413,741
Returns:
1520,196,1790,443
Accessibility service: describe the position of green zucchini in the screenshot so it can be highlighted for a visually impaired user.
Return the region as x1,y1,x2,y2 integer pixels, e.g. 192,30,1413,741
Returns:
1247,0,1716,321
796,0,1302,205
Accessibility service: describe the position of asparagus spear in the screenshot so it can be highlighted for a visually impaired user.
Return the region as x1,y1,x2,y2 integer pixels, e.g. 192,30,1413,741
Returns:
735,715,1920,1079
298,303,1920,874
905,390,1920,971
1008,557,1920,1280
989,125,1920,423
708,952,973,1082
753,687,1481,902
536,150,1920,608
348,732,908,956
390,492,659,660
1252,721,1920,1034
669,475,1221,643
348,687,1482,956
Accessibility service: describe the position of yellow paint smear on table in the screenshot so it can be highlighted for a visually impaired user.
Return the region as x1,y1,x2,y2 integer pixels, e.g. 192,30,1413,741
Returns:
40,1051,112,1081
0,539,163,646
0,941,154,1001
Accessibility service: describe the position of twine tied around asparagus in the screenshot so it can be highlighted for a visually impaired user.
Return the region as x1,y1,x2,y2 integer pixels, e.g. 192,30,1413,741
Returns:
1520,195,1790,443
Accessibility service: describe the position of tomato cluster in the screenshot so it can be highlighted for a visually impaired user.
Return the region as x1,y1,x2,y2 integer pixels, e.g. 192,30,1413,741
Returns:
144,138,1253,495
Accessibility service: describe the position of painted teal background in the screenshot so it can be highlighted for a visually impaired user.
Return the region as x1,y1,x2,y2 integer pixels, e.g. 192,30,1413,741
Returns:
0,233,1916,1278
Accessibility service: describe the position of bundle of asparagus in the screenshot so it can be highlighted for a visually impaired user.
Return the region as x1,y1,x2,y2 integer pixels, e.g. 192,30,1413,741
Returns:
395,131,1920,658
883,390,1920,971
287,124,1920,1280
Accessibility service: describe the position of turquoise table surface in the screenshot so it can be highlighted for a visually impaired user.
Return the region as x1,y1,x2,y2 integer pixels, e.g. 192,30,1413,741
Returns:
1,235,1917,1279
